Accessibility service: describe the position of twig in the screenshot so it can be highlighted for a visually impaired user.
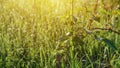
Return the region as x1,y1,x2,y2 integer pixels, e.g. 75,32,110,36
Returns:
91,28,120,35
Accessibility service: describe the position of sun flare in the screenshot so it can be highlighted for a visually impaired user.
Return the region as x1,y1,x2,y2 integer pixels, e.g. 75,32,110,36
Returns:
9,0,74,17
0,0,120,67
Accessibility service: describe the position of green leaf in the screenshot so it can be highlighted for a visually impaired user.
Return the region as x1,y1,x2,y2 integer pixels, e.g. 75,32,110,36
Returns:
94,35,103,41
102,38,117,50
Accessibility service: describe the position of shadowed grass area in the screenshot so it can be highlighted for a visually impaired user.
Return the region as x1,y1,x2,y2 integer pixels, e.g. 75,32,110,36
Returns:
0,0,120,68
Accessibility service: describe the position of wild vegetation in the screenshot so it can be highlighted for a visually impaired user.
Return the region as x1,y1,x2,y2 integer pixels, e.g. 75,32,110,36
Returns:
0,0,120,68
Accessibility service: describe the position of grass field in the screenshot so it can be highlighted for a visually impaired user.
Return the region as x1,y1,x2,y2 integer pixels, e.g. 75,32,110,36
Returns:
0,0,120,68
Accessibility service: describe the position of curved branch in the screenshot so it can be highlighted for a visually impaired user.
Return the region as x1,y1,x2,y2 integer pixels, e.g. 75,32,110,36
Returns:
91,28,120,35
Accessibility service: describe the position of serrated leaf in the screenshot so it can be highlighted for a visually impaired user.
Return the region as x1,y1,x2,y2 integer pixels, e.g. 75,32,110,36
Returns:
102,38,117,50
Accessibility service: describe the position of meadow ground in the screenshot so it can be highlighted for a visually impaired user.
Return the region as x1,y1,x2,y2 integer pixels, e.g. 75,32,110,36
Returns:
0,0,120,68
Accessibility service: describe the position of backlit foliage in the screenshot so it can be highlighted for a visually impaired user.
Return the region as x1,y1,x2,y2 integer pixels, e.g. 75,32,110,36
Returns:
0,0,120,68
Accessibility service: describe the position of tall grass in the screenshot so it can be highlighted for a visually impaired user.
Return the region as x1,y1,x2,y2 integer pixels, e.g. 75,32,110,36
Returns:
0,0,120,68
